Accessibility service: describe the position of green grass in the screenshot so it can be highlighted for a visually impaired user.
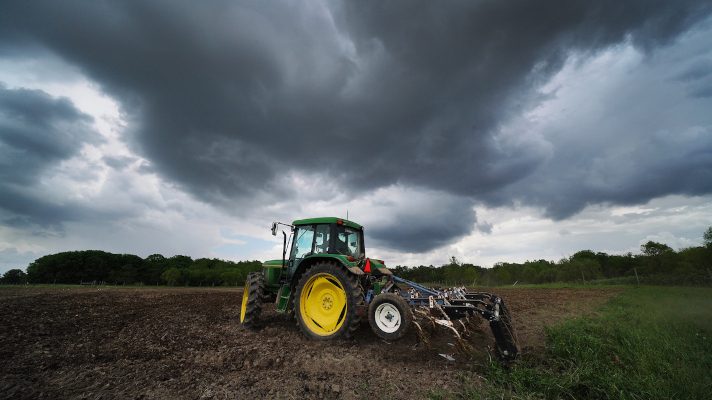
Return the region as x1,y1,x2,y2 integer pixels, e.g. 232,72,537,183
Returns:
483,286,712,399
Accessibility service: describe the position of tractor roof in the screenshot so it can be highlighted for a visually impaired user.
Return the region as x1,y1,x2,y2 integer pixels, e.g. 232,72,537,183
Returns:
292,217,362,230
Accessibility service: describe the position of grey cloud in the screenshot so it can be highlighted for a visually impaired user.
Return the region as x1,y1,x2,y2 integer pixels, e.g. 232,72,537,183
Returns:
137,162,155,174
476,222,493,235
0,84,106,228
103,155,137,170
503,120,712,221
0,247,40,273
691,84,712,98
674,59,712,81
0,83,101,185
367,196,477,253
0,88,101,196
1,1,711,252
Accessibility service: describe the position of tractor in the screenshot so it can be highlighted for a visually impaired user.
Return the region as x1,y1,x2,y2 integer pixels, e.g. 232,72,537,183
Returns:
239,217,519,362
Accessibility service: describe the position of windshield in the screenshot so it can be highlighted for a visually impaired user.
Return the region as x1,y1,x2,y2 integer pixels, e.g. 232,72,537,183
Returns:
335,225,362,258
290,225,315,259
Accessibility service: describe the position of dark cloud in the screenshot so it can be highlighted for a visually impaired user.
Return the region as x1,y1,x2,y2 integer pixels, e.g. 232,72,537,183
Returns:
0,85,99,158
1,1,711,252
0,84,104,227
367,196,477,253
0,84,100,183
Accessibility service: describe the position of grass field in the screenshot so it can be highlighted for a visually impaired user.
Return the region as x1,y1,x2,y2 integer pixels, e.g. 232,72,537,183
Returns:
454,285,712,399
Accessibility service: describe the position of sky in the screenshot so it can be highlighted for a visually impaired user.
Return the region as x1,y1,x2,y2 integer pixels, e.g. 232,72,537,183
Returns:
1,1,711,275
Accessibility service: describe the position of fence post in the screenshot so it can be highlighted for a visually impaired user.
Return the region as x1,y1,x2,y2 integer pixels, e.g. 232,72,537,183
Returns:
634,268,640,285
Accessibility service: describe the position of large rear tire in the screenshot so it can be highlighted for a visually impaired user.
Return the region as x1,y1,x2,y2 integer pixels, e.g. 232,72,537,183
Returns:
295,261,364,340
368,293,412,341
240,272,265,329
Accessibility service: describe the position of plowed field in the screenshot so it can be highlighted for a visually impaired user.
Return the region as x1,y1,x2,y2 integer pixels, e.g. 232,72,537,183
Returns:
0,286,620,399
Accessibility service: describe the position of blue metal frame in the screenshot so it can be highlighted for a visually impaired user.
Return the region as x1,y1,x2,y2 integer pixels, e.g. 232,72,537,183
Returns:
391,276,440,296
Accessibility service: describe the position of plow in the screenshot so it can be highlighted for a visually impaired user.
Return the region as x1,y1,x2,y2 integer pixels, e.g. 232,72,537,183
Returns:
240,217,519,363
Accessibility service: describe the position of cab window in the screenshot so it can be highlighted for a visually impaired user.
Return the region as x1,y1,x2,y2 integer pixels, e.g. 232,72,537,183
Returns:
335,225,362,257
314,224,331,255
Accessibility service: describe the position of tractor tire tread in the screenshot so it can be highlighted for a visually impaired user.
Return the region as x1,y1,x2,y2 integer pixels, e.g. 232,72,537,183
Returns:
240,272,265,329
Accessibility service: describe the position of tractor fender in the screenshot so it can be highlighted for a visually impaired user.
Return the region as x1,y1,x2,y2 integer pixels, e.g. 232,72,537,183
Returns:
290,256,359,287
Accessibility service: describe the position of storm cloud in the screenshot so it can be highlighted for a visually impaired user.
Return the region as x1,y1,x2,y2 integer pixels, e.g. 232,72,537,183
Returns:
0,84,103,227
1,1,712,253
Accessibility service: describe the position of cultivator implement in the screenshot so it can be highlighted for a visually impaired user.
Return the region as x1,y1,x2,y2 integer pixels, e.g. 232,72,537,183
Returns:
375,276,520,363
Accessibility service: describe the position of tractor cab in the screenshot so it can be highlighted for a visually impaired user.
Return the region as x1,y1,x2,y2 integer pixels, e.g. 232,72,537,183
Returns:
289,218,364,267
266,217,389,289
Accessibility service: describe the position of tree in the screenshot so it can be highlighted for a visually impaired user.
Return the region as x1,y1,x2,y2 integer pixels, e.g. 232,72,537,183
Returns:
536,269,558,284
640,241,676,274
1,269,27,284
161,268,182,286
557,259,602,283
168,255,193,270
221,271,240,286
522,266,537,283
496,268,512,284
703,226,712,248
641,241,674,257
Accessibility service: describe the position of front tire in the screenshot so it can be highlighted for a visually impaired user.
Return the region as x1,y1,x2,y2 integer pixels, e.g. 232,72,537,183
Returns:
295,261,364,340
368,293,412,341
240,272,265,329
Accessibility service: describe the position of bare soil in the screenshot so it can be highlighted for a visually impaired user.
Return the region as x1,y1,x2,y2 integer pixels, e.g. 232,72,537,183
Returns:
0,286,620,399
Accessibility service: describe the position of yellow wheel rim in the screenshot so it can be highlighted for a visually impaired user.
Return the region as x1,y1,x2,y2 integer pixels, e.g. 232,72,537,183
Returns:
300,273,347,336
240,280,250,323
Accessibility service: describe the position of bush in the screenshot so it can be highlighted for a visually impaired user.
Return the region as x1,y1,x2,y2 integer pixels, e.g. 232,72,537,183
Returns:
1,269,27,284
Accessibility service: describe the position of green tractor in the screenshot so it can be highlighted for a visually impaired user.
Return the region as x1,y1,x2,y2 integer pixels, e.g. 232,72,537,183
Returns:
240,217,520,362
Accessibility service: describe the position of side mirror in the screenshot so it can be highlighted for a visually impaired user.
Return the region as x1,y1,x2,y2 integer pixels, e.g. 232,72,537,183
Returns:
271,222,278,236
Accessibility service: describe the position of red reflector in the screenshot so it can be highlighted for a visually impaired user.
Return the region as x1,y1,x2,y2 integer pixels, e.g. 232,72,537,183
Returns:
377,259,385,265
364,258,371,273
347,256,355,262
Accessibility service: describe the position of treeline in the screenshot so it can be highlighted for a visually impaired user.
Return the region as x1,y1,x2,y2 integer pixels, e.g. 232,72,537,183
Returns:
392,227,712,287
22,250,262,286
